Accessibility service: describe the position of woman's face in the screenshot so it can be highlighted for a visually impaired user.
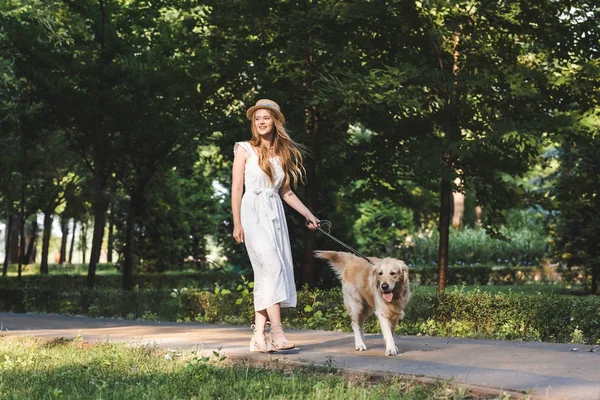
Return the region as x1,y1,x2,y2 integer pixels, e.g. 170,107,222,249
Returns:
254,109,274,137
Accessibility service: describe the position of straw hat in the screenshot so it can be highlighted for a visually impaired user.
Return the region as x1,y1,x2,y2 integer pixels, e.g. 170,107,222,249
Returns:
246,99,285,124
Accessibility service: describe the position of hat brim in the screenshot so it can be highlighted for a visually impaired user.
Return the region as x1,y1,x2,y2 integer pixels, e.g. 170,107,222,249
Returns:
246,105,285,124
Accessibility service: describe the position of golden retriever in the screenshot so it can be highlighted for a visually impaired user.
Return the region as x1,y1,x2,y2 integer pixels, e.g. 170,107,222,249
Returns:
314,250,411,356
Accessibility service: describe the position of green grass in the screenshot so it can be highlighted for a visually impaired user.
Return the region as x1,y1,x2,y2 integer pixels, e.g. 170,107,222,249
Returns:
0,336,485,400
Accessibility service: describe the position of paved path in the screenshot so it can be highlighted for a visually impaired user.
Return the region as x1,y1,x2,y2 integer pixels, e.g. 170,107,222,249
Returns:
1,312,599,399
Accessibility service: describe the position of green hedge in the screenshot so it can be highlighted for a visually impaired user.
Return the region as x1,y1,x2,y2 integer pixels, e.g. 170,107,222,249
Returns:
2,285,598,344
2,263,117,275
175,287,600,344
401,216,550,267
0,264,559,293
0,271,243,292
0,286,177,321
409,265,552,285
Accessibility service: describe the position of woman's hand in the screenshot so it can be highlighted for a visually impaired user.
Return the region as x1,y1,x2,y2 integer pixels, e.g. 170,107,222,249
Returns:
305,215,320,230
233,224,245,243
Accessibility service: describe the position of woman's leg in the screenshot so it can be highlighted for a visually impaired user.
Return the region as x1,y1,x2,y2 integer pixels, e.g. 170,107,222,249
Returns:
254,309,268,332
250,309,269,352
266,303,295,350
265,303,282,327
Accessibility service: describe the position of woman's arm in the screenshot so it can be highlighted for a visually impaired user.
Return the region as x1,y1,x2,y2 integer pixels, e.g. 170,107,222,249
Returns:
231,147,248,243
279,185,319,229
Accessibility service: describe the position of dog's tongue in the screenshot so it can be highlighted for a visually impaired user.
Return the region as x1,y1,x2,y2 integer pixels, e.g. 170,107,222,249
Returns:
382,292,393,303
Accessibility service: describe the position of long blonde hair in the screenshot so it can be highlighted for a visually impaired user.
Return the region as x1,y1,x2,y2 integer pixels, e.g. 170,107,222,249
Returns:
249,111,306,189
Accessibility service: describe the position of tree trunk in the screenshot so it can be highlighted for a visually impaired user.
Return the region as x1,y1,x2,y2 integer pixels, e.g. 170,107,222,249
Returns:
301,138,317,287
452,178,464,229
86,0,110,287
9,214,19,264
122,196,139,290
68,219,76,264
437,177,452,292
107,211,114,263
300,102,319,286
59,215,69,264
301,121,318,287
17,209,24,281
298,18,321,287
81,221,88,264
475,206,483,226
40,211,53,274
24,220,38,264
437,31,462,292
591,263,599,295
86,179,108,288
3,214,13,276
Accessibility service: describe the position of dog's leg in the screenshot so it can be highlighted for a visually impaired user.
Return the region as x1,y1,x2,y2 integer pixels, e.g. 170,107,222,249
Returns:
351,318,367,351
343,288,368,351
375,311,399,356
347,304,368,351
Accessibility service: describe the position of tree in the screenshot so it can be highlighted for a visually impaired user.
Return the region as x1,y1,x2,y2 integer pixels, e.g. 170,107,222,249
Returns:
103,2,216,289
2,0,113,284
206,0,361,286
319,0,569,291
545,2,600,294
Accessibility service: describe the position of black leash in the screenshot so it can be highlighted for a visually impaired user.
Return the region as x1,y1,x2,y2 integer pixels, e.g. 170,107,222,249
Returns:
308,220,375,266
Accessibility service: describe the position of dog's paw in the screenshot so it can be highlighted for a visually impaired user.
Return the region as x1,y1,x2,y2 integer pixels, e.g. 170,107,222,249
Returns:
399,311,405,320
385,346,399,356
355,344,368,351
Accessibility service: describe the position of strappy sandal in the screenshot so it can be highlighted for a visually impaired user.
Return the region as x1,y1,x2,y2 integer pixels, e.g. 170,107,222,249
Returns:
269,323,295,351
249,324,273,353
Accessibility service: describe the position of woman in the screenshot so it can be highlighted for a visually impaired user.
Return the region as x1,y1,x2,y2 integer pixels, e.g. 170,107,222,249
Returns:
231,99,319,352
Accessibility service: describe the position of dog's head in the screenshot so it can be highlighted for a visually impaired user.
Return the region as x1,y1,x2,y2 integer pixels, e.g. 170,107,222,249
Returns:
374,258,409,303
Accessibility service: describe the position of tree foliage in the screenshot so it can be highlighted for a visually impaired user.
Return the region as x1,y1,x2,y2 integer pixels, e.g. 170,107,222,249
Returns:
0,0,598,294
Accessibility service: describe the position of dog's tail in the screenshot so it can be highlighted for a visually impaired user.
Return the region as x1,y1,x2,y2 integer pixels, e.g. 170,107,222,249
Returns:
314,251,358,276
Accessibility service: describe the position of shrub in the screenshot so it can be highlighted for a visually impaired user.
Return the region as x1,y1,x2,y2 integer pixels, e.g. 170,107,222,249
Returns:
2,263,118,275
170,285,600,344
409,265,554,285
398,210,550,267
16,287,178,320
0,287,26,312
0,270,246,292
3,284,598,344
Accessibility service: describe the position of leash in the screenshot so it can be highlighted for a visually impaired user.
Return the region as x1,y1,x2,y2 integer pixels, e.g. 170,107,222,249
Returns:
308,220,375,266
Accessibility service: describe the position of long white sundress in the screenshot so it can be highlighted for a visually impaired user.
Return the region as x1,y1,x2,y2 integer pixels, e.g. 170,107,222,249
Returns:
234,141,297,311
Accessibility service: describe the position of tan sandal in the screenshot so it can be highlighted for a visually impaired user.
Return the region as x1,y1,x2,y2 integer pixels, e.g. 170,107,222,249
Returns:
249,324,273,353
269,323,295,351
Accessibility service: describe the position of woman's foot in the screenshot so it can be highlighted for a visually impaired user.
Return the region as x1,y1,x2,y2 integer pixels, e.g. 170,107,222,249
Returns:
269,324,295,350
249,325,273,353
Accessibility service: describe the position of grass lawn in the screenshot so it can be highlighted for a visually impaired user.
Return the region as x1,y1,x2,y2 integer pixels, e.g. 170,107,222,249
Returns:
0,336,487,400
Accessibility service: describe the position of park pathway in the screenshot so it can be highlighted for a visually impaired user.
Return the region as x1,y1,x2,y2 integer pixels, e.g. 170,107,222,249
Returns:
1,312,598,399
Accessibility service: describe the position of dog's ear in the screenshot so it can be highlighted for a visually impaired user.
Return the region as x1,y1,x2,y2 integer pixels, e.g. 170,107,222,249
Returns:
370,260,380,273
402,263,409,283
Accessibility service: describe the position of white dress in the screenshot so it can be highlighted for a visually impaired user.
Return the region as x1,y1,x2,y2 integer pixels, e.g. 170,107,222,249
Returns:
234,141,297,311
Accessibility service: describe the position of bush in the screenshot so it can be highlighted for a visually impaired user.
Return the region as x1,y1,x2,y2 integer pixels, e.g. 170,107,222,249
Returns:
13,287,178,320
2,263,118,275
3,284,598,344
0,270,246,292
0,287,26,312
399,210,551,267
428,288,600,343
409,264,558,285
174,286,600,344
